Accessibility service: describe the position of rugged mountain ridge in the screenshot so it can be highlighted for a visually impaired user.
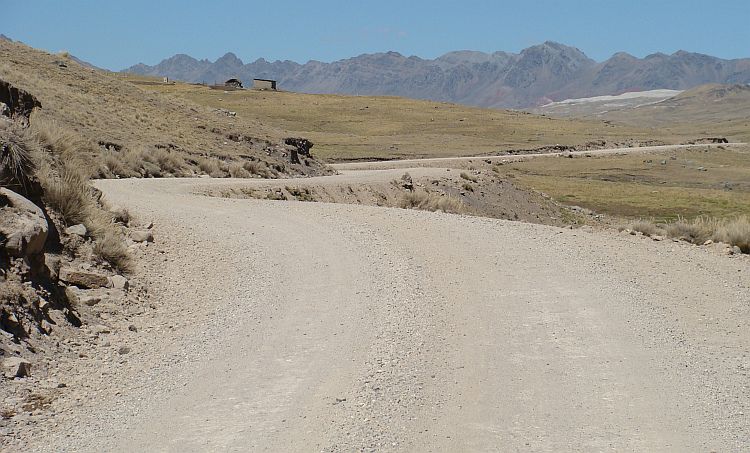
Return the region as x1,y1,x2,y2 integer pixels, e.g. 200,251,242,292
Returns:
123,41,750,110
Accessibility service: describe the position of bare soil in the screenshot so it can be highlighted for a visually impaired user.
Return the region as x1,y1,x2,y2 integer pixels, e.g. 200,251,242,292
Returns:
8,167,750,452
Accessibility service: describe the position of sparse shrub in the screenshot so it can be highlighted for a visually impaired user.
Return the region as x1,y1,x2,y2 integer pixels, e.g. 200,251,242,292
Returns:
151,148,186,175
664,217,712,244
713,216,750,253
198,157,225,177
37,160,94,226
92,223,134,273
628,219,665,237
228,162,251,178
397,189,467,214
460,171,478,183
244,160,273,178
462,182,474,192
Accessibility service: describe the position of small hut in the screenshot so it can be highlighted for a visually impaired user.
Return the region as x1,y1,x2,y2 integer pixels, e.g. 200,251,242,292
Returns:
254,79,277,90
224,78,243,88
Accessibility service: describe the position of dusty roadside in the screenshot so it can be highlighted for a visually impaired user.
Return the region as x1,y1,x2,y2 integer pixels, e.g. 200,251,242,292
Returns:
9,175,749,452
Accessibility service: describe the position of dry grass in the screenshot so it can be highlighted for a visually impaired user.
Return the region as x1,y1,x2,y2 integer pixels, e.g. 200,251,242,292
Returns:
460,171,478,183
0,128,36,188
627,216,750,253
93,225,134,273
505,146,750,221
397,189,467,214
37,160,94,227
628,220,666,237
134,75,686,163
26,119,134,272
0,39,330,182
713,216,750,253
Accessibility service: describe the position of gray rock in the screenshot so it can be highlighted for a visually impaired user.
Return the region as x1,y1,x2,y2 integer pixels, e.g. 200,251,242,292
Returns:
90,324,111,335
44,253,62,279
109,275,129,290
118,346,131,355
65,224,87,236
401,172,414,190
3,357,31,378
64,285,80,306
107,205,130,225
130,230,154,243
733,245,743,255
59,268,110,289
0,188,48,256
80,295,102,306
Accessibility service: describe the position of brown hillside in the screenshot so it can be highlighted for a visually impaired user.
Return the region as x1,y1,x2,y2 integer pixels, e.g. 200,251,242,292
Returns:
0,40,331,178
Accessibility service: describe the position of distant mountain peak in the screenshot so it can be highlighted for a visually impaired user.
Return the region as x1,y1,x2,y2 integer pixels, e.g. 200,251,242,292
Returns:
122,43,750,110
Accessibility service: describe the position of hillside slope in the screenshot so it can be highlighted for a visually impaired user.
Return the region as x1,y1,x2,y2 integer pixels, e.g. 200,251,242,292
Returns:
0,40,331,179
532,83,750,143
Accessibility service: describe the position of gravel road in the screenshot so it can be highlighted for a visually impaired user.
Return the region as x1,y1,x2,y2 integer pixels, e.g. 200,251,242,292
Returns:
29,175,750,452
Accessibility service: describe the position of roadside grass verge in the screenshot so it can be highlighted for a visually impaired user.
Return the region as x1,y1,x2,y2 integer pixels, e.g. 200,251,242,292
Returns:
504,146,750,221
14,119,134,272
626,216,750,253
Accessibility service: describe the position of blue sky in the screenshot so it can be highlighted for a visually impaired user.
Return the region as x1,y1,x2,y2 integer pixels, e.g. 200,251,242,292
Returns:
4,0,749,70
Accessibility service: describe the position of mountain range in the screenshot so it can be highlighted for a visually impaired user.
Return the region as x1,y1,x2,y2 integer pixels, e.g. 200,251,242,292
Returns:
124,41,750,110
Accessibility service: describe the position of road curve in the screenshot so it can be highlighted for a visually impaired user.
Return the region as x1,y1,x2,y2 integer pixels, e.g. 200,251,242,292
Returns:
34,177,750,452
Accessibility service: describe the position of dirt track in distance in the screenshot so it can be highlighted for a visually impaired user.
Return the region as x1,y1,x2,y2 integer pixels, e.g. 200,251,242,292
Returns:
27,174,750,452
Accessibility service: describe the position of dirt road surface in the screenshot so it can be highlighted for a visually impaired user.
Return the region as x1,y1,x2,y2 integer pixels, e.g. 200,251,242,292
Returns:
28,173,750,452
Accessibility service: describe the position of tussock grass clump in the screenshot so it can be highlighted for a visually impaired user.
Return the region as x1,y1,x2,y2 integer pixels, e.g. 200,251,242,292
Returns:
245,160,275,178
460,171,478,183
92,225,134,273
38,163,133,272
628,216,750,253
27,118,134,272
398,189,467,214
629,219,666,237
713,216,750,253
228,162,251,178
38,160,94,227
27,119,97,162
664,217,713,244
0,129,36,188
150,148,187,175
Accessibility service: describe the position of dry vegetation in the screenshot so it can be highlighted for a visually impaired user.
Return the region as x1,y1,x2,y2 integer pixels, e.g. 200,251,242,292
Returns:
0,40,331,180
626,216,750,253
502,145,750,222
4,118,134,272
135,79,688,162
397,190,467,214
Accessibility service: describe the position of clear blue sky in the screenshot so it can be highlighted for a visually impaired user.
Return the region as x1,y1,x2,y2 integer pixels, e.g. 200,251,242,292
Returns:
4,0,749,70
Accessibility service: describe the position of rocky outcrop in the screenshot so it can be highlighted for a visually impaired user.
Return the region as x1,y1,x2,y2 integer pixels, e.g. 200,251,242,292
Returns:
284,137,314,164
0,80,41,125
0,188,48,257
